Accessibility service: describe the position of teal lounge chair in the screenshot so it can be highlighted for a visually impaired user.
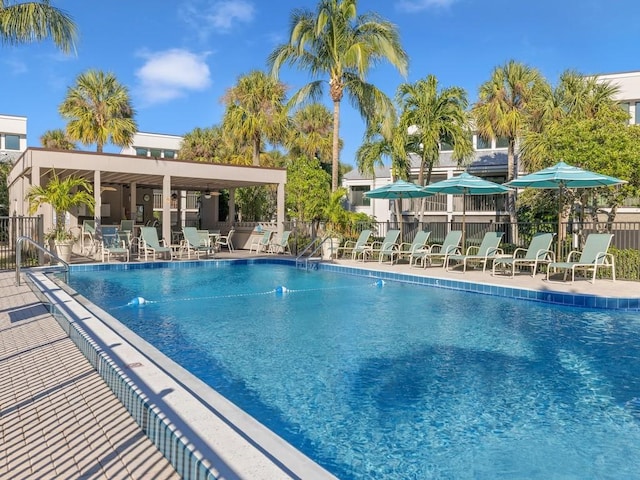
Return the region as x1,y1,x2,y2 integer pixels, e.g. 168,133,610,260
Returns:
100,226,129,263
365,229,401,264
140,226,172,261
269,230,292,254
249,230,273,253
182,226,212,259
446,231,504,272
546,233,615,283
410,230,462,268
336,229,372,260
398,230,431,262
80,219,97,254
216,228,235,252
492,232,555,277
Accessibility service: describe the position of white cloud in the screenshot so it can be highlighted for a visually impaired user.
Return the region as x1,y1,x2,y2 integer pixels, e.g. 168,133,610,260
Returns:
397,0,459,12
135,49,211,105
179,0,255,39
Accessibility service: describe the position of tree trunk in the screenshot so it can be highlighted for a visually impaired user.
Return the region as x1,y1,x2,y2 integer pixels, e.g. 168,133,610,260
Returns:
331,100,341,192
252,136,261,166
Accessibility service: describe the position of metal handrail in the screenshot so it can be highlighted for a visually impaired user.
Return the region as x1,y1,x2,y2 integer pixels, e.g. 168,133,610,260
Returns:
296,236,337,269
16,236,69,286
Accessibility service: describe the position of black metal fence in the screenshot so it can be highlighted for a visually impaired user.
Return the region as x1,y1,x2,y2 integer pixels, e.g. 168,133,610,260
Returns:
0,215,44,270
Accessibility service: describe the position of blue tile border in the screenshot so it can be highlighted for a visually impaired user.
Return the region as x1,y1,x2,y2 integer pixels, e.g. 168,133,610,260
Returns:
67,259,640,312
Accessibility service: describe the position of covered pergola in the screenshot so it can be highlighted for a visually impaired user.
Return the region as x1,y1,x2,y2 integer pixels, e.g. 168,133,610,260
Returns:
7,148,287,244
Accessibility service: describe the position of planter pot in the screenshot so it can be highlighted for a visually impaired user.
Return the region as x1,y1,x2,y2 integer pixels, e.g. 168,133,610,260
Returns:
322,237,341,260
54,240,74,263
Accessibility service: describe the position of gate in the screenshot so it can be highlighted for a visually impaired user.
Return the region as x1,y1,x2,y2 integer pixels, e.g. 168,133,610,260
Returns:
0,215,44,270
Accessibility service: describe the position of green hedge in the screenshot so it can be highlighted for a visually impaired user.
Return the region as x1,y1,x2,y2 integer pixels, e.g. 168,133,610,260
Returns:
610,247,640,281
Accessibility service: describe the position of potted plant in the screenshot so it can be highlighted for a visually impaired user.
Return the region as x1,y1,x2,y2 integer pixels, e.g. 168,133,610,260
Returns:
27,172,95,262
321,189,349,259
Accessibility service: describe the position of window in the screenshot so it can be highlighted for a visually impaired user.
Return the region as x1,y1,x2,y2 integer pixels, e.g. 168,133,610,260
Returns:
135,147,148,157
496,136,509,148
5,134,20,150
440,141,453,152
350,186,370,207
164,150,176,159
620,102,631,123
476,135,490,149
150,148,161,158
635,102,640,125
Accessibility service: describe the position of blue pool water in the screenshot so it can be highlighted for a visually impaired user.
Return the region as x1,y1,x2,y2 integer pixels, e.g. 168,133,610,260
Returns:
68,263,640,479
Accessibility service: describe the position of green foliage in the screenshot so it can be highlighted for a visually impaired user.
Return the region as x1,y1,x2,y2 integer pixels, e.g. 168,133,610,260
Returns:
285,156,331,222
59,69,137,152
0,162,10,216
235,186,274,222
179,126,229,163
610,247,640,281
516,189,558,224
26,172,95,239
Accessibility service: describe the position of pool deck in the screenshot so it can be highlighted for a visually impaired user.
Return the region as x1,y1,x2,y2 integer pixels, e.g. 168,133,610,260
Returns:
1,249,638,479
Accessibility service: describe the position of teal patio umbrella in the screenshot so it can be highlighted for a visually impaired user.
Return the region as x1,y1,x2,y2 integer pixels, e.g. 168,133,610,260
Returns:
365,180,434,241
505,161,627,255
423,172,512,249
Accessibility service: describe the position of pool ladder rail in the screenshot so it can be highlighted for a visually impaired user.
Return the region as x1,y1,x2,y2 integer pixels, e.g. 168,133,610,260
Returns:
15,235,69,286
296,236,337,269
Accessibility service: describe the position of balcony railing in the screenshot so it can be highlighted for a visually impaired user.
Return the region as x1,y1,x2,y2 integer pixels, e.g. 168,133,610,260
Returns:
153,192,200,210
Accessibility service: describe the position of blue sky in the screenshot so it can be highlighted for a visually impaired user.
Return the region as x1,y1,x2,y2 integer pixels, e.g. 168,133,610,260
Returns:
3,0,640,166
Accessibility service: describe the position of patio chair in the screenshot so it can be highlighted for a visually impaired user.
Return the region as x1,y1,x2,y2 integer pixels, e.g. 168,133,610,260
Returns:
215,228,235,252
364,229,401,264
546,233,615,283
492,232,555,277
269,230,292,254
249,230,273,253
118,219,135,250
398,231,431,262
181,227,212,259
336,229,372,260
446,231,504,273
80,220,97,254
410,231,462,268
100,226,129,263
139,226,172,261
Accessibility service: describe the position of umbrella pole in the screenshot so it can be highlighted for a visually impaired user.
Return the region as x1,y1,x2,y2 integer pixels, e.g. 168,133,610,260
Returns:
462,193,466,252
557,187,562,259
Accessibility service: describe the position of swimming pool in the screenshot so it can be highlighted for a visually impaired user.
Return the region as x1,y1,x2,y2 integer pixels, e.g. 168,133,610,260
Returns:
68,262,640,479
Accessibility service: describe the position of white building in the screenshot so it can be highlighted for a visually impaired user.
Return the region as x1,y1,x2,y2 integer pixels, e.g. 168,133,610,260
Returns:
0,114,27,163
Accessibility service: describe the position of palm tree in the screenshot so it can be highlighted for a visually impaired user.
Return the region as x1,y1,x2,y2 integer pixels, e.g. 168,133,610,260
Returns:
287,103,334,165
58,69,137,153
179,126,229,163
40,128,76,150
397,75,474,188
26,171,94,241
269,0,408,191
0,0,77,53
356,119,411,232
222,70,289,166
472,60,544,226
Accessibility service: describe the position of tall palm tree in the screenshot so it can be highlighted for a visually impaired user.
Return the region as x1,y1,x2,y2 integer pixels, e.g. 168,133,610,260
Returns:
269,0,408,191
222,70,289,166
0,0,77,53
287,103,334,165
356,119,411,231
179,126,229,163
40,128,76,150
397,75,473,188
472,60,543,225
58,69,137,153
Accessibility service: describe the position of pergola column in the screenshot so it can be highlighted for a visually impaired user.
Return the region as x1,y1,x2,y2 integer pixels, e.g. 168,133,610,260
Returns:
94,170,102,230
277,181,285,236
162,175,171,243
129,181,137,221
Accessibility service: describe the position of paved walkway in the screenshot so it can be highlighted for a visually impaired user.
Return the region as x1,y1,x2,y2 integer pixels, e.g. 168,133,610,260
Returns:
0,273,179,480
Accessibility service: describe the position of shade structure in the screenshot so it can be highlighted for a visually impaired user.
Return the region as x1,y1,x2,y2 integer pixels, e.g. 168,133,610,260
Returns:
505,161,627,255
365,179,434,199
423,172,512,249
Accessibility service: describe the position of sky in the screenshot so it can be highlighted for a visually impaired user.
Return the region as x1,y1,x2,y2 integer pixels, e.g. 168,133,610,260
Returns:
3,0,640,166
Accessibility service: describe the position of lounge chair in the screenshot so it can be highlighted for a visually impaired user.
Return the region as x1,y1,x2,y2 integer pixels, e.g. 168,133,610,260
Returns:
492,232,555,277
100,226,129,263
398,231,431,262
269,230,292,254
216,228,235,252
118,219,135,250
446,231,504,272
364,229,401,264
181,226,212,259
139,226,172,261
546,233,615,283
410,230,462,268
249,230,273,253
336,229,372,260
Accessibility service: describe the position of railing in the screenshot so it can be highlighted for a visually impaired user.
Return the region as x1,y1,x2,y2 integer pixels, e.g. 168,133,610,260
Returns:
15,236,69,286
1,215,44,270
